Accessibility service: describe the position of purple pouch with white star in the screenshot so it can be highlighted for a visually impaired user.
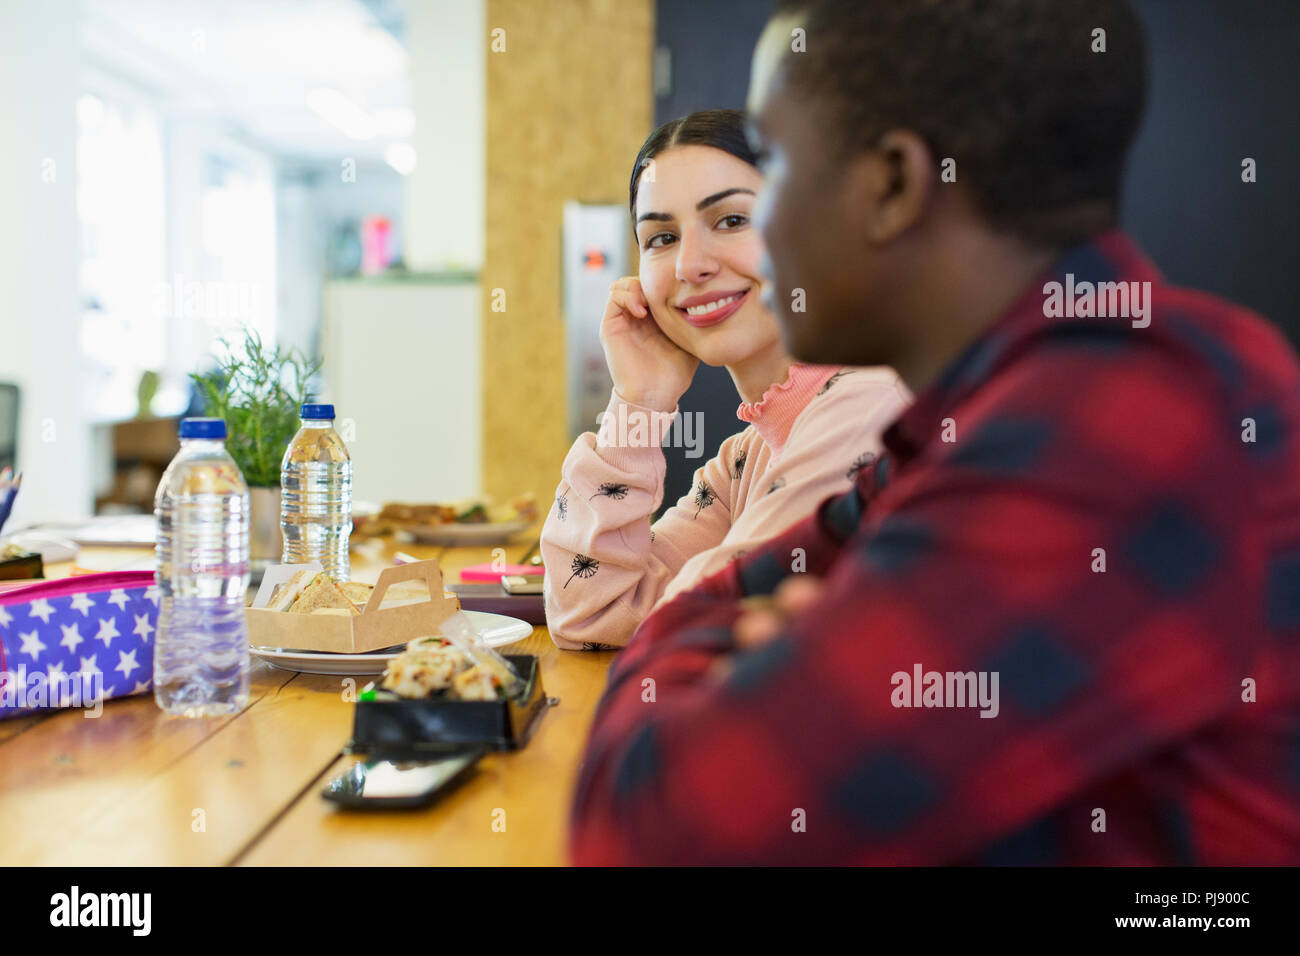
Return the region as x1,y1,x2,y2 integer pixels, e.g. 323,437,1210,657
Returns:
0,571,158,719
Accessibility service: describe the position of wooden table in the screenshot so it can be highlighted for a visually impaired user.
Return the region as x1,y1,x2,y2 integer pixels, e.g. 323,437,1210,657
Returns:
0,537,616,865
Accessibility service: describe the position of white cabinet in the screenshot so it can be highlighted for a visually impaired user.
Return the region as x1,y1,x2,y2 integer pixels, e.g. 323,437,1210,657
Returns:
321,277,481,504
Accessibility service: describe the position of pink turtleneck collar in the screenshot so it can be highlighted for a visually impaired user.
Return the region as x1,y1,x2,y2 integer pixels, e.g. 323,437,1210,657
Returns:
736,364,840,455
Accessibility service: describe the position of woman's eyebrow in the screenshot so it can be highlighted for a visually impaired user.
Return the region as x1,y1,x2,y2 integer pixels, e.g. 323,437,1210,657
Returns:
696,187,755,210
636,188,756,225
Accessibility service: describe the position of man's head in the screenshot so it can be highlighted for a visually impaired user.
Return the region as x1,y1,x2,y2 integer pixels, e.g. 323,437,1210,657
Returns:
747,0,1148,369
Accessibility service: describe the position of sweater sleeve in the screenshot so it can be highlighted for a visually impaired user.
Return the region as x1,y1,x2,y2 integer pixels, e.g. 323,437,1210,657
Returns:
658,367,913,607
540,389,742,649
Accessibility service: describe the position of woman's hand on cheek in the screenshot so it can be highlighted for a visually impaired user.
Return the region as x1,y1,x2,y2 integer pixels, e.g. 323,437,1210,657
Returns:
599,276,698,413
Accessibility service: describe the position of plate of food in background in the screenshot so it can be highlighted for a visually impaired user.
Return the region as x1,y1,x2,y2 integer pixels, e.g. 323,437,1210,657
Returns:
353,494,537,546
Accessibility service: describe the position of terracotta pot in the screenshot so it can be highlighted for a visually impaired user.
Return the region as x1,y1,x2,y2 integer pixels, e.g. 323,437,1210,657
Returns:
248,486,283,562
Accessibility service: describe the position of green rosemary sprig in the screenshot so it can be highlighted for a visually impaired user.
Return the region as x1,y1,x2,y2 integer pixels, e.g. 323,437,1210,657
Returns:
189,328,322,487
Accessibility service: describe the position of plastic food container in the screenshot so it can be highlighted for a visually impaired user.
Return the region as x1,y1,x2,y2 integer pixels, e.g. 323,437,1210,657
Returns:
349,655,554,757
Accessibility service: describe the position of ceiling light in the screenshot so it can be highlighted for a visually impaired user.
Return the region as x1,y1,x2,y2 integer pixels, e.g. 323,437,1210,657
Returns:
376,107,415,138
384,142,417,176
306,87,376,141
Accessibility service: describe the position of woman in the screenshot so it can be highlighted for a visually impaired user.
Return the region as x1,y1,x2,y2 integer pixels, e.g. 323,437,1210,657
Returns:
541,109,910,649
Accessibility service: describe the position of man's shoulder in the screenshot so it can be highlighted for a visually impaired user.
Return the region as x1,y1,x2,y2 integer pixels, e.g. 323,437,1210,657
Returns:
924,282,1300,500
986,280,1300,415
1152,284,1300,396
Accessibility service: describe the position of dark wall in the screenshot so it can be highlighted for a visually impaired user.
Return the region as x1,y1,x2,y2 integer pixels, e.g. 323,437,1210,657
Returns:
1121,0,1299,337
654,0,775,123
651,0,1299,508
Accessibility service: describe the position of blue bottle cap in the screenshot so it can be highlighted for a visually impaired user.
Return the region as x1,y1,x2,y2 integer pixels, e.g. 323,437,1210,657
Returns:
300,403,336,420
179,417,227,440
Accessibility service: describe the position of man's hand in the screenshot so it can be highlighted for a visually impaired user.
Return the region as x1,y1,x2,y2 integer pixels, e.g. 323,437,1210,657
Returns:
710,575,827,681
735,575,826,648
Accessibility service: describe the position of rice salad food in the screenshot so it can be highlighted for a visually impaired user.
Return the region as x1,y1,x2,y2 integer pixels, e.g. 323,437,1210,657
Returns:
380,635,520,702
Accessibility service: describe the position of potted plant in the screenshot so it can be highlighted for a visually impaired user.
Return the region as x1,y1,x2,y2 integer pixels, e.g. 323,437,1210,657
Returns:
190,328,322,561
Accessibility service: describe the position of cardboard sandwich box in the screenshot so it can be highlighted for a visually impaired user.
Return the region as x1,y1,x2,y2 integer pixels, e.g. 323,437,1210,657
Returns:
246,559,459,654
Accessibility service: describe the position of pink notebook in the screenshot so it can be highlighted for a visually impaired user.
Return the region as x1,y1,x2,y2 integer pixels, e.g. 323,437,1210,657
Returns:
458,562,544,583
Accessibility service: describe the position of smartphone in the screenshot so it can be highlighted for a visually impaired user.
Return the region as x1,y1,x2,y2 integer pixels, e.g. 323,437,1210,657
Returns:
321,751,484,809
502,575,544,595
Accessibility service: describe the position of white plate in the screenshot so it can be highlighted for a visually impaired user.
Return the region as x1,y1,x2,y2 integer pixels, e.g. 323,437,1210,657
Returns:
250,610,534,676
404,519,531,546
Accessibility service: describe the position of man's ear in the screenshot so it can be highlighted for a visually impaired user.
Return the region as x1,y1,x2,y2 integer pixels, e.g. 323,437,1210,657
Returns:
850,129,938,244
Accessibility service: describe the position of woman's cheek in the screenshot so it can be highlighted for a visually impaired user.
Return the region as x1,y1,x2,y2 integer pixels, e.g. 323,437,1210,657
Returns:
639,258,672,314
731,234,766,284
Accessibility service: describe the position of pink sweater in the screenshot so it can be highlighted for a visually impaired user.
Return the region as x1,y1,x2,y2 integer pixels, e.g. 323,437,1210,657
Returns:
540,364,912,649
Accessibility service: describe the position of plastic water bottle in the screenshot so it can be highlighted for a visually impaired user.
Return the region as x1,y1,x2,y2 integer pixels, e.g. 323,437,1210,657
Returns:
153,418,251,717
280,403,352,581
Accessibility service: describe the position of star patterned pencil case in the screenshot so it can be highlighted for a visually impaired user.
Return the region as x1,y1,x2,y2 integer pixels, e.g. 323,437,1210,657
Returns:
0,571,158,719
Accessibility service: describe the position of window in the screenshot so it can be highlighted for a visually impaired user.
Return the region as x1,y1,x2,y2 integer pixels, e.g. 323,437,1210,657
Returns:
76,90,168,420
76,85,278,422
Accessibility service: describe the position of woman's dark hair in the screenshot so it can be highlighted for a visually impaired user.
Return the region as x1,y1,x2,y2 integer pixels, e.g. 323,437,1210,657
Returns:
628,109,759,221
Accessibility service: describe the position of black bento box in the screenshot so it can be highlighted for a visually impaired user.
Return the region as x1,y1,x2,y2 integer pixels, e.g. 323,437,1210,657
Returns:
349,654,552,757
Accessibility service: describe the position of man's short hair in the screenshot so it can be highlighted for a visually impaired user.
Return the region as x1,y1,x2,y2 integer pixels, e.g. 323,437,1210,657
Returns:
772,0,1148,245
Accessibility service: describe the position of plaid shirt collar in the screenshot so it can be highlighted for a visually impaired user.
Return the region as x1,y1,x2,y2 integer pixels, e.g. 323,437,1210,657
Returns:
881,230,1166,467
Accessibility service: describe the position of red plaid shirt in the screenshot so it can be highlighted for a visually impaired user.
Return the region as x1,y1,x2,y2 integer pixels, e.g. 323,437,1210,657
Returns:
569,232,1300,865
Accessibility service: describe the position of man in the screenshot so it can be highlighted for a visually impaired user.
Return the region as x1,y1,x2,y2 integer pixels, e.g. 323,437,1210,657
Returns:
570,0,1300,864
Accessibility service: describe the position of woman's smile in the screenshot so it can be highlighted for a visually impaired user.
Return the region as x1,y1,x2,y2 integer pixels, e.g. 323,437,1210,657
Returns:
676,287,751,327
